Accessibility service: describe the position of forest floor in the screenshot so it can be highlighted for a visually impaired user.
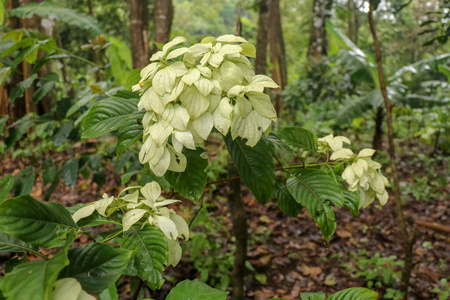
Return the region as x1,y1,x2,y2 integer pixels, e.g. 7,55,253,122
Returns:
1,141,448,300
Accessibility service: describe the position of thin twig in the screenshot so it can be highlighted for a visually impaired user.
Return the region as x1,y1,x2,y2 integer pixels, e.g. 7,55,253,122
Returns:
206,176,240,186
188,196,204,228
131,278,145,300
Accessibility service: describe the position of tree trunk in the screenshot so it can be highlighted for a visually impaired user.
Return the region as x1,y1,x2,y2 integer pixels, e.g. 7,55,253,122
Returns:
228,158,247,300
268,0,287,116
347,0,359,44
372,107,383,150
153,0,173,53
307,0,333,61
255,0,270,75
129,0,149,69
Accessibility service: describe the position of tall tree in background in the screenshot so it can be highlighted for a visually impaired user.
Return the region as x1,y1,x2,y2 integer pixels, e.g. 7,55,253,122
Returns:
268,0,287,115
255,0,269,75
347,0,360,45
153,0,173,53
129,0,149,69
307,0,333,61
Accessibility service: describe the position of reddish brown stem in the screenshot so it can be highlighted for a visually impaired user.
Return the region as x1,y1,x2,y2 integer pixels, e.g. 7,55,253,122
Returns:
368,3,414,296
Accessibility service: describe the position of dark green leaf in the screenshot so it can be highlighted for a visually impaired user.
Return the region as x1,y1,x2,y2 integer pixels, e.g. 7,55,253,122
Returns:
274,180,303,217
81,95,139,139
277,127,317,152
0,67,12,85
116,110,144,157
328,287,378,300
0,231,76,300
14,173,35,196
121,170,142,184
286,169,344,241
13,44,40,67
343,190,360,217
0,195,78,248
4,255,27,274
52,122,73,146
165,148,208,202
7,2,103,36
9,74,38,104
4,114,34,148
32,81,55,103
224,135,275,203
120,225,168,291
97,284,119,300
140,168,171,192
0,175,14,202
0,231,39,254
66,94,96,118
61,158,78,189
166,279,229,300
124,69,142,91
300,292,326,300
59,243,131,295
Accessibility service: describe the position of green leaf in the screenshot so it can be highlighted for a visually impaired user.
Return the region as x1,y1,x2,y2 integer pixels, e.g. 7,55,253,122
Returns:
13,43,40,67
9,74,38,104
166,279,229,300
273,179,303,217
0,231,76,300
52,122,73,146
300,292,326,300
0,195,78,248
0,175,14,202
327,287,378,300
0,66,11,85
125,69,142,90
224,135,275,203
116,110,144,157
49,278,95,300
66,94,96,118
5,114,34,148
32,81,54,103
58,243,132,295
67,204,114,227
239,43,256,58
61,158,79,189
81,95,139,139
120,225,168,291
4,255,28,274
277,127,317,152
165,148,208,202
7,2,103,36
0,231,40,254
97,284,119,300
286,169,344,241
343,190,360,217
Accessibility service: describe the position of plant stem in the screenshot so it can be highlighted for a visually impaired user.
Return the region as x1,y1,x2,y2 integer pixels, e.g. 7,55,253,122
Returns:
206,176,241,186
99,230,123,244
131,278,145,300
368,3,415,296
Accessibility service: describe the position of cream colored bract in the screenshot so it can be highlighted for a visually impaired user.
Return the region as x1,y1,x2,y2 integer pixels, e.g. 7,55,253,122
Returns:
133,35,279,177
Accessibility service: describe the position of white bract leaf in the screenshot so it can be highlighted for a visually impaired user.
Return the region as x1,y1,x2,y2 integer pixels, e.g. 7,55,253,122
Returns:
122,190,139,203
250,75,279,88
170,213,189,240
174,130,196,150
219,44,242,55
358,148,376,157
180,86,209,119
149,122,173,147
216,34,248,43
162,37,186,53
140,87,165,115
140,62,161,81
330,148,354,160
166,47,190,60
235,96,253,119
150,146,171,177
140,136,158,164
95,194,114,216
155,215,178,240
167,239,182,267
167,145,187,172
152,66,177,96
141,182,161,202
171,104,190,131
213,108,231,136
123,209,147,231
181,68,201,85
192,112,213,140
194,77,214,96
72,205,95,223
231,108,262,147
247,91,277,121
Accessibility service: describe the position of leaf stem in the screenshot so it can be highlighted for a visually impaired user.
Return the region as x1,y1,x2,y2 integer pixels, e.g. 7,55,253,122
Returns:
99,230,123,243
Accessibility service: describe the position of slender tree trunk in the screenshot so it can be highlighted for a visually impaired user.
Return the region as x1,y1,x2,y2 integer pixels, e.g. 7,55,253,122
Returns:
235,4,242,36
255,0,269,75
153,0,173,53
130,0,149,69
372,107,383,150
268,0,287,116
368,3,415,296
308,0,327,61
228,158,247,300
347,0,359,44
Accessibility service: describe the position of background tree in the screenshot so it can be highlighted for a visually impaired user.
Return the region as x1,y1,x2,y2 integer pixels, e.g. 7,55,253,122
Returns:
129,0,149,68
153,0,173,53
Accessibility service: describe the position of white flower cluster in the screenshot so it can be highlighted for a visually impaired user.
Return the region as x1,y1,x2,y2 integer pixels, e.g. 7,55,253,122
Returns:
318,134,390,209
72,182,188,266
132,35,279,177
